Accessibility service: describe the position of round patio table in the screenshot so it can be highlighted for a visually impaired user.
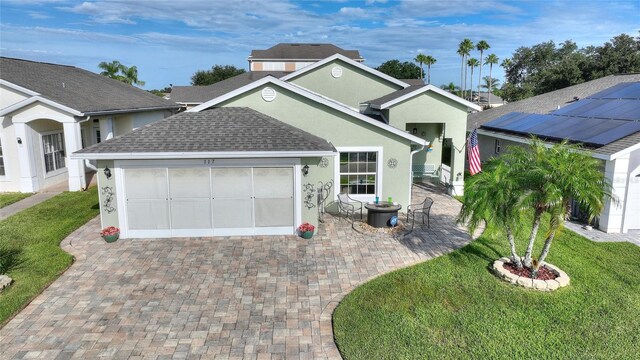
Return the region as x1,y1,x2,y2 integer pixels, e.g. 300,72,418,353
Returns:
364,201,402,228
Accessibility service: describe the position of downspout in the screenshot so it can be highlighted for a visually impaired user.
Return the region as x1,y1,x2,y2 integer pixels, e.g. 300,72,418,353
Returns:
409,141,427,206
76,115,91,189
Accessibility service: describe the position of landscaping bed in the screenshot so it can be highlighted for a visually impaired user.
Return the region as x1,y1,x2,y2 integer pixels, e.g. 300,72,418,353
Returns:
0,187,99,326
333,217,640,359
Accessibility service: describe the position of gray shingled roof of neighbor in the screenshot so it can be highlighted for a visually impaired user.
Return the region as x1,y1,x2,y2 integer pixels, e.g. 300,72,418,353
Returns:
250,43,363,61
468,74,640,130
366,85,426,106
0,57,179,114
400,79,425,86
74,107,336,155
170,71,290,104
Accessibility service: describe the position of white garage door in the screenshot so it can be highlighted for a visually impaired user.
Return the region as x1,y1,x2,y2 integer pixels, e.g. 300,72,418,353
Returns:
124,167,294,238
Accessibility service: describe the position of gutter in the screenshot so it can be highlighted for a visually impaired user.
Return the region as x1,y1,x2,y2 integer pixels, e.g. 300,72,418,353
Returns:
71,150,338,161
408,142,427,206
83,105,180,116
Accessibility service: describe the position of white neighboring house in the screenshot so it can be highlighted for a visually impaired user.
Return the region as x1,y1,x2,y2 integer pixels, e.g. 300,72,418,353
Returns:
468,75,640,234
0,57,179,193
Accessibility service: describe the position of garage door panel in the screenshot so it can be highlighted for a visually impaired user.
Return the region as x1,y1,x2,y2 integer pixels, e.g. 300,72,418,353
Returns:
255,198,293,227
169,168,210,198
212,168,252,198
213,198,253,228
170,199,212,229
125,168,168,199
254,168,293,197
127,200,170,230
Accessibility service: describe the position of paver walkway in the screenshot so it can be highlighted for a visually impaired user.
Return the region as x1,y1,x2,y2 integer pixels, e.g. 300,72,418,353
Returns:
0,183,474,359
0,192,61,221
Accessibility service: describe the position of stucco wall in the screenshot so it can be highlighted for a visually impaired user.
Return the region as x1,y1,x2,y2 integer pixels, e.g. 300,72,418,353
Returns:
218,84,414,207
96,160,118,229
289,59,403,109
0,84,29,109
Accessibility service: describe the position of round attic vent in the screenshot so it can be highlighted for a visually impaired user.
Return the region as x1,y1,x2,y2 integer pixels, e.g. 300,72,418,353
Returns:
261,87,277,102
331,66,343,78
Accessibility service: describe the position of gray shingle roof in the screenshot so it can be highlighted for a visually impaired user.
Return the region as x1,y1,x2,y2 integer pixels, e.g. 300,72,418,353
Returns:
170,71,289,104
366,85,426,106
250,43,363,61
468,74,640,131
74,107,335,155
1,57,179,114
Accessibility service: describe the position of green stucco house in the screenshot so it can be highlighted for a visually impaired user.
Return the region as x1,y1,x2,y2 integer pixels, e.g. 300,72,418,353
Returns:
73,47,479,238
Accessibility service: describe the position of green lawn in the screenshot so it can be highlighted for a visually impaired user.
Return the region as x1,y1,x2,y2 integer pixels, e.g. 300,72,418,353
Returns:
333,217,640,359
0,187,99,326
0,192,33,209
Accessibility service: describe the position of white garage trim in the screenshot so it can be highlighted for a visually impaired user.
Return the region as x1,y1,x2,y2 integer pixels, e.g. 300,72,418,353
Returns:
115,158,302,238
72,150,336,160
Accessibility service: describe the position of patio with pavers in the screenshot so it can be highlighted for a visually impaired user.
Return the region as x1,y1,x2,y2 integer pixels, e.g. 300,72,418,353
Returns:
0,183,474,360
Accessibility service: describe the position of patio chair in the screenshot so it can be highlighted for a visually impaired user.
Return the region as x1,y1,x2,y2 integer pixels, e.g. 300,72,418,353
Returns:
337,193,363,220
407,197,433,230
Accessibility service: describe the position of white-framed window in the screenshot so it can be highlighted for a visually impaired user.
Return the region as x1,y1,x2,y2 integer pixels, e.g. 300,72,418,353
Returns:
0,136,5,176
42,132,65,173
495,139,501,154
336,147,383,201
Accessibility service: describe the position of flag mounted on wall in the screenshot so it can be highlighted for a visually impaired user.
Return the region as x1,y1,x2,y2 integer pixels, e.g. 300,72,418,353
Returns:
467,128,482,175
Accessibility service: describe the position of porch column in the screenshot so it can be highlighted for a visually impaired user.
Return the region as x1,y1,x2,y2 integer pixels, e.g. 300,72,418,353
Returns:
14,122,39,192
599,155,629,233
99,116,114,141
63,122,85,191
449,132,466,197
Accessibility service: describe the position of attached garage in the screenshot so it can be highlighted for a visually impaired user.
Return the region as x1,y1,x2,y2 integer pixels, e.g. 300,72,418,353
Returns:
72,107,336,238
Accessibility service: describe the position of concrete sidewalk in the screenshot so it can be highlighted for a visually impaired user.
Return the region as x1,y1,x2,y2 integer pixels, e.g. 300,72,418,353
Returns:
0,192,61,221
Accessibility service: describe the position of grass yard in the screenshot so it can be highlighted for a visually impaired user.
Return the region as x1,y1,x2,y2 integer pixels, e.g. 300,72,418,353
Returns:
0,192,33,209
0,187,99,326
333,216,640,359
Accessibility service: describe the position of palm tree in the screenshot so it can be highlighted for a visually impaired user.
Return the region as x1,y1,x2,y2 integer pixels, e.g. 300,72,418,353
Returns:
98,60,145,87
424,55,437,84
414,53,427,80
467,58,479,101
459,158,524,268
457,39,473,99
441,82,460,96
120,64,145,86
98,60,123,78
475,40,490,104
485,54,499,104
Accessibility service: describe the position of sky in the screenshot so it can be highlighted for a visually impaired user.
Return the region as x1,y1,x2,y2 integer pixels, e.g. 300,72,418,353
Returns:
1,0,638,90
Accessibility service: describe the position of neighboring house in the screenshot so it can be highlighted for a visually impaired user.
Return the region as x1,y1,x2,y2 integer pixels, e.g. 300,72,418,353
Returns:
248,43,364,71
475,92,504,108
0,57,179,193
73,50,479,239
468,76,640,234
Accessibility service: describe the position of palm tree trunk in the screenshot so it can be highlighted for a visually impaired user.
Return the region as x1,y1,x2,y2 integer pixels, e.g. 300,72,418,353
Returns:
506,225,523,268
488,65,493,106
478,53,483,105
464,58,468,100
427,65,430,84
537,231,556,269
523,210,543,268
460,57,464,98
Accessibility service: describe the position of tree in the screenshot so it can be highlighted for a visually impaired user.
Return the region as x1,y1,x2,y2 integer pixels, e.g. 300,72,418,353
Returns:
467,58,479,101
441,82,460,96
484,53,499,104
414,53,427,80
480,76,500,92
375,59,422,79
98,60,145,86
191,65,246,86
424,55,437,84
457,39,474,100
476,40,490,104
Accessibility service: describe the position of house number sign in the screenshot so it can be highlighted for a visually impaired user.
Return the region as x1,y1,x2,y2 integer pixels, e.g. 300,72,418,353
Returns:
203,159,215,165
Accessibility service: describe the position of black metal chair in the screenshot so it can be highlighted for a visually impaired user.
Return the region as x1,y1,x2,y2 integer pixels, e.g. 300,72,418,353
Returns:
337,193,363,220
407,197,433,229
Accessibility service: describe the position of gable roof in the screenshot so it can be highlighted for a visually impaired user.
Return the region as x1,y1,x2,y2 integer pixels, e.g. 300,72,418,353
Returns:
468,74,640,131
188,76,426,145
366,84,482,111
280,54,410,89
73,107,336,159
249,43,363,61
0,57,179,115
170,71,290,104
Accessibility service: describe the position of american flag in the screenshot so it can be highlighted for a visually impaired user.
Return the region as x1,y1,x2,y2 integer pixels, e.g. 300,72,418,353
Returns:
467,128,482,175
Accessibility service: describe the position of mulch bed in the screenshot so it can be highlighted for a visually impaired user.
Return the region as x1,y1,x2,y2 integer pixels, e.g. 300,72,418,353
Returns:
503,262,558,280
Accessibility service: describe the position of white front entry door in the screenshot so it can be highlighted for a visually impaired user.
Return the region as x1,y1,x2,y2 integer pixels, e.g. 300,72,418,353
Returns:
123,166,295,238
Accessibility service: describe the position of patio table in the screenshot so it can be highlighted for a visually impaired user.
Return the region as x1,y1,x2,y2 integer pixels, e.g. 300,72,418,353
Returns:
364,201,402,227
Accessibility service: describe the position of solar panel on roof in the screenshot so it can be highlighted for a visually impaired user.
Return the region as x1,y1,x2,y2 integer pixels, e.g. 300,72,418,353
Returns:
585,82,640,99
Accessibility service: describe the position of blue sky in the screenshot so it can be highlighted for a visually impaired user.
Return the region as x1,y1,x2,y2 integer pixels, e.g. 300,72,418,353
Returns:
1,0,638,90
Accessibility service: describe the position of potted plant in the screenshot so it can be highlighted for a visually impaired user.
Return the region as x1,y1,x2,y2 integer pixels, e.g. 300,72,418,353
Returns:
100,226,120,243
298,223,315,239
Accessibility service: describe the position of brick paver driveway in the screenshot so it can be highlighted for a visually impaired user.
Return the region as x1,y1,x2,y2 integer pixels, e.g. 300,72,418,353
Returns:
0,183,474,359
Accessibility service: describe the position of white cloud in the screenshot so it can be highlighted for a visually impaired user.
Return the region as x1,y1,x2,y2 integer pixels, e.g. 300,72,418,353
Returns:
27,11,52,19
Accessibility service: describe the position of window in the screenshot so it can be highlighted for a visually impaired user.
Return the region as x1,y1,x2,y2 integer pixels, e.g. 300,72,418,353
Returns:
495,139,501,154
0,137,5,176
42,133,65,173
339,152,377,195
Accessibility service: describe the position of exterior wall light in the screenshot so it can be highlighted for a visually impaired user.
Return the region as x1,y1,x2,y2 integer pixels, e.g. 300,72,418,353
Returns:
17,137,22,144
104,167,112,179
302,164,309,176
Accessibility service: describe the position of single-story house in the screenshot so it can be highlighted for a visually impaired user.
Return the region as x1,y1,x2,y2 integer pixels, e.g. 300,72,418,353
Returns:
0,57,179,193
468,75,640,234
73,48,479,238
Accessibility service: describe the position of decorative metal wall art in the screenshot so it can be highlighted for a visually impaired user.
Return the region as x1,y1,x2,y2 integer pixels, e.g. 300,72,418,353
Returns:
387,158,398,168
101,186,116,214
303,183,316,209
319,157,329,168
